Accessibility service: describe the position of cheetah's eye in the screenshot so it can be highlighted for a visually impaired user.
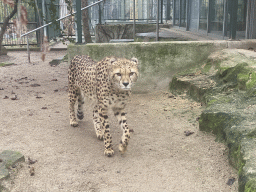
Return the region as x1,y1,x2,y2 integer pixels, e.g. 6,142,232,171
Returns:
129,72,135,76
116,73,121,77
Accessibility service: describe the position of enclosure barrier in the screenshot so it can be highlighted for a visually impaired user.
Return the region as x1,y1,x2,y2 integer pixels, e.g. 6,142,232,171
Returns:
19,0,104,62
20,0,104,38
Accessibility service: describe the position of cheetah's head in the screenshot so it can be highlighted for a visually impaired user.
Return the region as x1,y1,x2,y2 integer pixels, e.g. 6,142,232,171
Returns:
110,57,139,91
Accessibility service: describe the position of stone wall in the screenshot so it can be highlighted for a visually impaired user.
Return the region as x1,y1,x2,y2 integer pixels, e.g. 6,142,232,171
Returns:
68,41,228,92
68,40,256,92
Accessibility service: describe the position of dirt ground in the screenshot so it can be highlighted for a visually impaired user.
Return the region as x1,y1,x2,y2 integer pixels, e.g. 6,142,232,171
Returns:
0,51,238,192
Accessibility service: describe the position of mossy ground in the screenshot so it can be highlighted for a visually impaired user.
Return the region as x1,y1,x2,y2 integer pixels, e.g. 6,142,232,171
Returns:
245,180,256,192
0,63,15,67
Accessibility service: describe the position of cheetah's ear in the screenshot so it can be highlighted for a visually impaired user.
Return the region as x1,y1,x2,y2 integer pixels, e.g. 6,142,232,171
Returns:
110,57,116,64
131,57,138,63
131,57,139,66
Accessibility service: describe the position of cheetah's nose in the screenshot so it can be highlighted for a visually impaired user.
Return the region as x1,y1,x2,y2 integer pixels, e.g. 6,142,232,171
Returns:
123,82,129,87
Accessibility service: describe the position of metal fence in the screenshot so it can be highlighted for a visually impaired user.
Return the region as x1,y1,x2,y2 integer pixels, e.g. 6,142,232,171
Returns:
1,0,171,46
0,1,38,46
95,0,170,22
0,22,38,46
59,0,171,36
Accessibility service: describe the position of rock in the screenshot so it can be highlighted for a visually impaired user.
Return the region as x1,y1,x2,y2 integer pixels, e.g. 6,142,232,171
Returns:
0,62,15,67
0,150,25,181
0,46,7,55
49,58,63,66
30,83,41,87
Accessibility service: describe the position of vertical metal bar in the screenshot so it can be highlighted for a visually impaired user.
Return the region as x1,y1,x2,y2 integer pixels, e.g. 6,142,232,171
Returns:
179,0,181,27
173,0,176,25
26,36,30,63
245,0,250,39
223,0,227,39
76,0,82,43
156,0,159,41
186,0,189,31
207,0,211,34
147,0,150,23
166,0,170,22
230,0,238,40
133,0,136,40
160,0,163,24
124,0,126,20
245,0,251,39
251,0,255,39
42,0,47,37
99,3,101,24
197,0,200,31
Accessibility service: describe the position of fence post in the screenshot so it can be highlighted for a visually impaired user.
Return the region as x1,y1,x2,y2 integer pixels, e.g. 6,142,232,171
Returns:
173,0,176,25
156,0,159,41
186,0,189,31
133,0,136,40
76,0,82,43
230,0,238,40
223,0,228,38
26,36,30,63
179,0,181,27
98,2,101,24
160,0,163,24
42,0,47,37
166,0,170,22
207,0,212,34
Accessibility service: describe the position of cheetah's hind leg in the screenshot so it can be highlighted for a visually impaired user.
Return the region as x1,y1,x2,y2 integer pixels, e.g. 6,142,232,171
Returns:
77,93,84,120
93,105,104,140
68,86,79,127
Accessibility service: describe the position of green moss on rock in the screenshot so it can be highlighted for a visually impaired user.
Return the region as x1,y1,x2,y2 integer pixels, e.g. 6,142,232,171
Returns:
199,111,232,142
217,63,249,84
246,72,256,90
245,180,256,192
0,63,15,67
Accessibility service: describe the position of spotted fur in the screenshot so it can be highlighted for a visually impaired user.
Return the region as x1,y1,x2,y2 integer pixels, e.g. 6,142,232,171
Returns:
68,55,139,157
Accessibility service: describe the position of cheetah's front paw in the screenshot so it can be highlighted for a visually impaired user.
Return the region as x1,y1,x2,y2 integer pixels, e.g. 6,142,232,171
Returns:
70,120,78,127
119,143,128,154
77,112,84,120
96,131,104,140
104,148,114,157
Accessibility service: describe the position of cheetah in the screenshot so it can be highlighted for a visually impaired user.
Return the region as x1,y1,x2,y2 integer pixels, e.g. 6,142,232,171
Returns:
68,55,139,157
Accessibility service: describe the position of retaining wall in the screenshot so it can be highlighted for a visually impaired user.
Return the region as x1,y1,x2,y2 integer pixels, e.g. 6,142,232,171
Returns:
68,40,256,93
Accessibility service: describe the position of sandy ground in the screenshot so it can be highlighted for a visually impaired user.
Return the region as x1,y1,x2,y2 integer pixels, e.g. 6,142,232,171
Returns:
0,51,238,191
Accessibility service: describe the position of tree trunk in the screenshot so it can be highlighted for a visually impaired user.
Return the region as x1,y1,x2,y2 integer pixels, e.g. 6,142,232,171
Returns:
0,0,18,55
81,0,92,43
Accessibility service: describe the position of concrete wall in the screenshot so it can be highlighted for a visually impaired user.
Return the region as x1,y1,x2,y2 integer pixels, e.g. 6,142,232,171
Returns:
67,40,256,93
